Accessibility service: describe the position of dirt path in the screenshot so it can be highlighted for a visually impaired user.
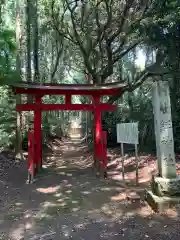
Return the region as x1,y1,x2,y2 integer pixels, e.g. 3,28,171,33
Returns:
0,140,180,240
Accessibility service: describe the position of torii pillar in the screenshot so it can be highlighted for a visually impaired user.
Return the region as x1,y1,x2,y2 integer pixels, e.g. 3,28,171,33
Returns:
93,95,104,175
34,95,42,171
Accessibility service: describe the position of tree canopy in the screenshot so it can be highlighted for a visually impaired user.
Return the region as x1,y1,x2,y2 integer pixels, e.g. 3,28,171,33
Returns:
41,0,179,89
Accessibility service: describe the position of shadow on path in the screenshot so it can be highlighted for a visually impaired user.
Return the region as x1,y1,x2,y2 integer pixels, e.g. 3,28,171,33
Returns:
0,140,180,239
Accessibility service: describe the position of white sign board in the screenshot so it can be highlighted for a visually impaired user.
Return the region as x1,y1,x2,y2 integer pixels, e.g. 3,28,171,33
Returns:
116,122,139,144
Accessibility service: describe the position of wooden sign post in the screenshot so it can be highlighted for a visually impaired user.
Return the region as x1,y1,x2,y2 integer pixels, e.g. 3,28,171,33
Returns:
117,123,139,185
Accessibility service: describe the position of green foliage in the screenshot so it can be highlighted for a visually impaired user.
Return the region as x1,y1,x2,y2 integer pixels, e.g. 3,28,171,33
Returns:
0,86,16,148
0,27,18,85
0,25,17,148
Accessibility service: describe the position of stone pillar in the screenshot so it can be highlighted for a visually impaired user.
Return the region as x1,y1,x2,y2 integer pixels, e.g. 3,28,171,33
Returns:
146,81,180,212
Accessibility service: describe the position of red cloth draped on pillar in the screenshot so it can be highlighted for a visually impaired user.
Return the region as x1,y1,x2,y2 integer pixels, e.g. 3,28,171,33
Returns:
102,131,107,169
94,96,103,164
28,130,35,175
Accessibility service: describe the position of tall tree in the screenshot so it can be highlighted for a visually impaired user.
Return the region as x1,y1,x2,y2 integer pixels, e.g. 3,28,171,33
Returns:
15,0,23,156
26,0,32,84
32,0,39,82
0,0,5,23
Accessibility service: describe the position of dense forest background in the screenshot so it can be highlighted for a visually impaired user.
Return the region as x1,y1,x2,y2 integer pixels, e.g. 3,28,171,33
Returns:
0,0,180,154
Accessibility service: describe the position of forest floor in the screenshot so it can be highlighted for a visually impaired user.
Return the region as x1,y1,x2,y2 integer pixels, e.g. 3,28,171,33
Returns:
0,139,180,239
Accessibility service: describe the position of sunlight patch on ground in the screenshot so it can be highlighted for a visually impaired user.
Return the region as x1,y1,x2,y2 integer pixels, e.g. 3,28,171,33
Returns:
69,146,75,150
81,190,91,195
46,156,56,160
9,224,24,240
66,173,73,177
101,203,121,217
111,192,127,201
160,208,178,219
75,222,87,229
59,172,66,175
137,206,154,217
56,165,67,169
126,191,140,201
57,198,65,203
57,202,67,207
66,183,73,187
15,202,23,206
25,221,34,230
54,192,63,197
72,207,80,212
36,185,60,194
24,213,32,219
42,201,57,208
100,187,113,191
29,231,56,240
65,189,72,193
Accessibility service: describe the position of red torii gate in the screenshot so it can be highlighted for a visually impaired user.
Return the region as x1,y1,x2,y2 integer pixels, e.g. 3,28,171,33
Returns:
12,82,125,180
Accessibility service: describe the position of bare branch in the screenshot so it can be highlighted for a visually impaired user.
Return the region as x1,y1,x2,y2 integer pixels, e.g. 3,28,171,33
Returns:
108,53,169,104
113,40,141,63
109,0,135,43
102,32,113,80
50,0,76,44
64,0,97,80
93,0,113,49
73,77,81,84
100,40,141,81
51,44,64,80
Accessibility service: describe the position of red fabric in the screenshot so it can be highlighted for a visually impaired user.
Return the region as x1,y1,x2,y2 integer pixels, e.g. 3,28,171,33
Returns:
28,131,35,173
102,131,107,168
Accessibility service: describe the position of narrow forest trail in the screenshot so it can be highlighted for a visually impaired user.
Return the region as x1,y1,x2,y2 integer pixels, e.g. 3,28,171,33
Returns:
0,139,180,240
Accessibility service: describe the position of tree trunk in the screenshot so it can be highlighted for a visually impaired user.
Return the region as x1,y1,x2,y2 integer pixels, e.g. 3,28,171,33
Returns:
15,0,23,157
26,0,32,103
128,92,134,121
32,0,39,83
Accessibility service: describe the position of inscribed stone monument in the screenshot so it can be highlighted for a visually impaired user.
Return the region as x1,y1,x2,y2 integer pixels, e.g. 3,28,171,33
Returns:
152,81,176,178
146,81,180,212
